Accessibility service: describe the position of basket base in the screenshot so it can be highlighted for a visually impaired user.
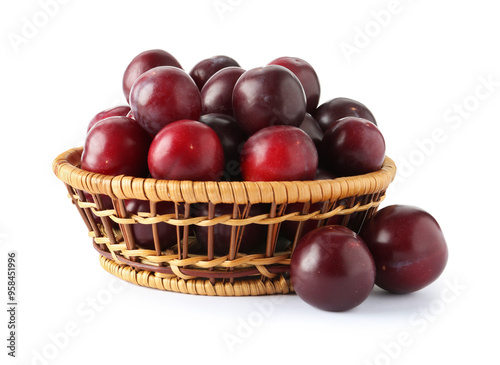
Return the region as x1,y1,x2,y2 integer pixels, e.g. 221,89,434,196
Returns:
99,256,294,296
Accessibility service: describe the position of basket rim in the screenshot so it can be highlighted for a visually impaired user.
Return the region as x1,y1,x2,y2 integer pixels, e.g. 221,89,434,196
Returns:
53,147,396,204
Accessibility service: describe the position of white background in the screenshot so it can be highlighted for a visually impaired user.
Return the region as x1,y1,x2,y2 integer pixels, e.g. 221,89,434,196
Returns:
1,0,499,364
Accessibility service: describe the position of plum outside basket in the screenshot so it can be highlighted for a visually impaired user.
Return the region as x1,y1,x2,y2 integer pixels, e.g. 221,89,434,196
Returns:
53,147,396,296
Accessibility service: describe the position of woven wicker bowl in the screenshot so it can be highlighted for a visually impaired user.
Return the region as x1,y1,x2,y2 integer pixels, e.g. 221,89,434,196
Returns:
53,147,396,296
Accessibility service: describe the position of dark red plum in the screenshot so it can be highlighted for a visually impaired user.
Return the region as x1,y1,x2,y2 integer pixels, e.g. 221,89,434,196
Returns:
268,56,320,113
87,105,131,132
148,119,225,181
81,116,151,177
122,49,182,103
129,66,201,135
290,225,376,311
201,67,245,116
189,55,240,90
321,117,385,177
314,97,377,132
232,65,306,135
240,126,317,181
360,205,448,294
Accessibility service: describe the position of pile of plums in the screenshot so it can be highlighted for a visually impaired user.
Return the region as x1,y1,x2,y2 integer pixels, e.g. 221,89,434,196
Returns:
81,49,448,311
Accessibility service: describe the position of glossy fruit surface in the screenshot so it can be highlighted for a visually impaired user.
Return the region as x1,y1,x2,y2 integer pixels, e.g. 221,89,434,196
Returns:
122,49,182,103
81,116,151,177
321,117,385,177
198,113,247,181
87,105,131,132
201,66,245,116
240,126,317,181
290,225,375,311
189,55,240,90
232,65,306,135
192,203,268,256
129,66,201,135
148,119,224,181
359,205,448,294
314,97,377,132
268,56,320,113
125,199,177,250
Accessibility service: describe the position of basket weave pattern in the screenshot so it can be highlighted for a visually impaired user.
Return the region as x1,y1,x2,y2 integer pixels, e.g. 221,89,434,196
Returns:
53,147,396,296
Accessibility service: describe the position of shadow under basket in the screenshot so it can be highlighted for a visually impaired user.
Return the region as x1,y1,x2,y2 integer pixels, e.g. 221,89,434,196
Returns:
53,147,396,296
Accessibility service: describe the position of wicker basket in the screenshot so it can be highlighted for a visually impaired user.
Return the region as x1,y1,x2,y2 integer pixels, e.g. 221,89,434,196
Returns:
52,147,396,296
